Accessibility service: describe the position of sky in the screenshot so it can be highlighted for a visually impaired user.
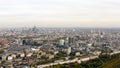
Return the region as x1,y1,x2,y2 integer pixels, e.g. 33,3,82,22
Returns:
0,0,120,28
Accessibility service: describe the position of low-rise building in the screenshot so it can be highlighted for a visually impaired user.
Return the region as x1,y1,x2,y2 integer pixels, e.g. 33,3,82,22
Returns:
26,53,33,57
0,54,7,61
18,53,25,58
48,55,54,59
75,52,81,57
7,56,13,61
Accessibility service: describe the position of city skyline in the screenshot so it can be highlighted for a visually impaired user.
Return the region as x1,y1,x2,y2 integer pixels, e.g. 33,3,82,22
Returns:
0,0,120,28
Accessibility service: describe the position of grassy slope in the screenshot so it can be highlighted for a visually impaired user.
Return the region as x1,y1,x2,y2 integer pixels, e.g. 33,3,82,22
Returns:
103,57,120,68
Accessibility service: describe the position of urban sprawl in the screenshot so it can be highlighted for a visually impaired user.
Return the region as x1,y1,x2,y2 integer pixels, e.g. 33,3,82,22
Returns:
0,27,120,68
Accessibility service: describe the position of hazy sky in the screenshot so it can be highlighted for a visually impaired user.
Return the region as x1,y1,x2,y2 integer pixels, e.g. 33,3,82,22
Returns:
0,0,120,27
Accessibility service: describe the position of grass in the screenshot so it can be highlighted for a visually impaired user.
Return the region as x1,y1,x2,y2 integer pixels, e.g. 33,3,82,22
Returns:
103,58,120,68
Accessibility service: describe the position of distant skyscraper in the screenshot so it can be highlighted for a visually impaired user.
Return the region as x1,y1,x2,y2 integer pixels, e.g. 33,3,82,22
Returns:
32,26,38,33
68,37,73,44
59,39,65,45
22,39,27,45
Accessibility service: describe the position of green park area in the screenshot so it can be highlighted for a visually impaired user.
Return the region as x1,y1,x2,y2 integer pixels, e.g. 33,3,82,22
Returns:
45,53,120,68
103,56,120,68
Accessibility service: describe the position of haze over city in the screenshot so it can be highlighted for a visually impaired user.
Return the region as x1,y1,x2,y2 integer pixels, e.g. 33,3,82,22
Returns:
0,0,120,28
1,0,120,68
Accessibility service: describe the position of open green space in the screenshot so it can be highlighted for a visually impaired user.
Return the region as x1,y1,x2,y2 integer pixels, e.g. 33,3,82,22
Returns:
45,53,120,68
